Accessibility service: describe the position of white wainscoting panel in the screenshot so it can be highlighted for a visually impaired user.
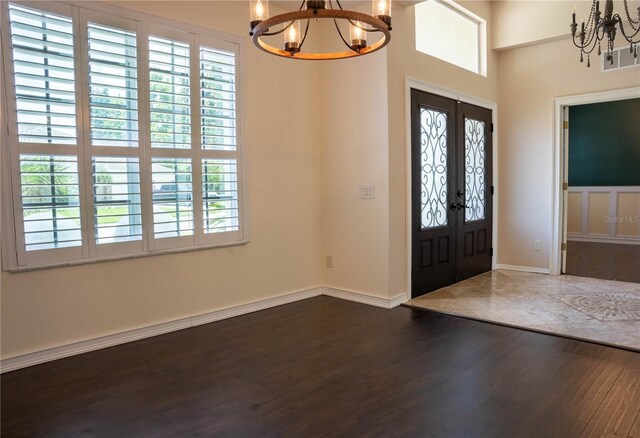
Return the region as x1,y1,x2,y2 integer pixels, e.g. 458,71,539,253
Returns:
567,186,640,245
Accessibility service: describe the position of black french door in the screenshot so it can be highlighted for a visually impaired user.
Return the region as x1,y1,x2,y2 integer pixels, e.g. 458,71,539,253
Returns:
411,89,493,297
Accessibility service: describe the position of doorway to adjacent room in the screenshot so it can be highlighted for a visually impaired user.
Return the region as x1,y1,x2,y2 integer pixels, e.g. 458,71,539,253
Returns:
561,97,640,283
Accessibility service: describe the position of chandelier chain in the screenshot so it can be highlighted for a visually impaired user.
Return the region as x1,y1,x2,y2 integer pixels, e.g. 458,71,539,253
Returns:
623,0,640,29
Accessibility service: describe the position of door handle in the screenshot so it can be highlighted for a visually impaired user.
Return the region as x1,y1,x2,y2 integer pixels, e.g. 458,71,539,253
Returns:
450,202,466,211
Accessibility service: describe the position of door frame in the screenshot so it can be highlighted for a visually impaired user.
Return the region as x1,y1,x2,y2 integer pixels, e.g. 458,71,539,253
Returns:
404,78,498,300
550,86,640,275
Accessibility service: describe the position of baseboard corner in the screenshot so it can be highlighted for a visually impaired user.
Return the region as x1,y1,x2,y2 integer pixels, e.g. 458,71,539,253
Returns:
496,263,550,274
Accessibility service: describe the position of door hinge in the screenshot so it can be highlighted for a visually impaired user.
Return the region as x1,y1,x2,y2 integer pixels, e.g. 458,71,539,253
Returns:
562,182,568,190
490,185,494,195
561,243,567,251
490,123,494,133
563,120,569,129
490,248,494,257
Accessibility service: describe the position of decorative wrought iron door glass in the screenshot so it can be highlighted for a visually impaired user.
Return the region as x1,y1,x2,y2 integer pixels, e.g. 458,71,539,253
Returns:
420,107,448,229
464,118,486,222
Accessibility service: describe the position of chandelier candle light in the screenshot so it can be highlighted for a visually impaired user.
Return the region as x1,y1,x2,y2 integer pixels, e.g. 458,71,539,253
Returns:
249,0,392,60
570,0,639,67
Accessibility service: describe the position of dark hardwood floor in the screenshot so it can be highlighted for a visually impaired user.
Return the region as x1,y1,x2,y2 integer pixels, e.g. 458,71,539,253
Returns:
566,240,640,283
2,296,640,437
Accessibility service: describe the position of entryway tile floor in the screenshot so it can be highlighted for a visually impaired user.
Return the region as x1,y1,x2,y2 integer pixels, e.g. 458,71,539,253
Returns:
406,269,640,351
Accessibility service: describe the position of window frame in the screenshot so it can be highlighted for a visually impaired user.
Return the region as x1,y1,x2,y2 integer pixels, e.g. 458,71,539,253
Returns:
1,1,248,271
414,0,487,77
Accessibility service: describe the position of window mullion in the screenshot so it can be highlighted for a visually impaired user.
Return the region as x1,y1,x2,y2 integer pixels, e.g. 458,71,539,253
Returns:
76,6,96,259
191,34,204,245
138,20,154,252
1,2,25,267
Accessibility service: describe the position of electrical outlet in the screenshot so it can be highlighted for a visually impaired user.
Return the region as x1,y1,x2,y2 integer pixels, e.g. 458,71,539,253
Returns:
326,255,333,268
360,184,375,199
534,240,541,251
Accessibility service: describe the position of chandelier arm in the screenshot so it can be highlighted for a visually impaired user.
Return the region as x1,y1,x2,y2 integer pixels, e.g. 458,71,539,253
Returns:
613,14,640,42
583,38,600,54
572,30,600,53
572,32,599,54
297,19,312,53
333,17,356,51
573,25,602,51
583,21,603,48
262,20,295,36
581,15,607,50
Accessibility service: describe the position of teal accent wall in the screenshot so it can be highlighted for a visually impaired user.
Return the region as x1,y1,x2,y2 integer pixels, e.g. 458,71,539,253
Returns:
568,98,640,186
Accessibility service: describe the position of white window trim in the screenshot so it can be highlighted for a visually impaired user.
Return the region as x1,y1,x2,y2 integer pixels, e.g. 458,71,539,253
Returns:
1,1,249,272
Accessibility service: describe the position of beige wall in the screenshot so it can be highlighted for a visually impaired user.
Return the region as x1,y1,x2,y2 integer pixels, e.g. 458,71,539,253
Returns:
493,1,637,50
1,1,324,359
497,38,640,269
492,1,593,50
320,49,391,297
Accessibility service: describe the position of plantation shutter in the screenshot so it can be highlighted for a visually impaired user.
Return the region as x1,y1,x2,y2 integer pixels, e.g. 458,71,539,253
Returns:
87,22,139,147
147,29,195,250
8,3,77,145
7,3,86,266
199,44,242,243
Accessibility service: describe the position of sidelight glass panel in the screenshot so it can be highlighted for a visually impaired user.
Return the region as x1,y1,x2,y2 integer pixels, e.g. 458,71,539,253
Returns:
420,107,448,229
464,118,486,221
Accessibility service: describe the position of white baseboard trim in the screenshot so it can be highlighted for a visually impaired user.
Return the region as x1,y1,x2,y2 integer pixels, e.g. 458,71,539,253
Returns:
496,264,550,274
1,286,412,373
0,287,323,374
322,286,407,309
567,235,640,246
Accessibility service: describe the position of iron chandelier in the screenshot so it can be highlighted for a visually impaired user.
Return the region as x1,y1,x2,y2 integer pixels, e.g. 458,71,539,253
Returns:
571,0,639,67
249,0,392,60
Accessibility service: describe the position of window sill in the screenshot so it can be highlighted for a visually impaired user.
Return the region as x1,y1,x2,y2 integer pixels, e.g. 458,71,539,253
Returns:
4,240,250,273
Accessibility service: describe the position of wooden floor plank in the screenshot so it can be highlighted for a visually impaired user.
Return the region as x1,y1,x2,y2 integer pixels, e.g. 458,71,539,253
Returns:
629,410,640,438
2,297,639,438
566,241,640,283
579,364,640,438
